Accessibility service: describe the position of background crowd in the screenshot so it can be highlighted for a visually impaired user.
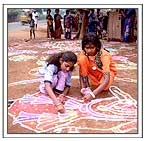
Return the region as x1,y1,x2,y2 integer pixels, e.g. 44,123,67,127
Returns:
44,8,137,42
9,8,137,42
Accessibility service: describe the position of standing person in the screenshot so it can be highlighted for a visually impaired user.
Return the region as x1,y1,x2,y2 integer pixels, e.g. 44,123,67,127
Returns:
29,13,35,39
32,10,39,30
95,10,102,39
39,51,77,113
102,12,108,38
78,33,117,102
122,9,136,42
54,9,63,39
63,9,73,39
87,9,97,33
46,9,54,39
73,9,83,39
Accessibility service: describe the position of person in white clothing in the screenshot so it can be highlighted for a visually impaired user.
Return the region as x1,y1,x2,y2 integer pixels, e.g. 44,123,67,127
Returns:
38,51,77,113
32,10,39,30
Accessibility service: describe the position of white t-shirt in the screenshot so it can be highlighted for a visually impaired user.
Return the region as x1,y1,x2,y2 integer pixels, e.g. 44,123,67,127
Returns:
39,64,71,85
32,12,39,24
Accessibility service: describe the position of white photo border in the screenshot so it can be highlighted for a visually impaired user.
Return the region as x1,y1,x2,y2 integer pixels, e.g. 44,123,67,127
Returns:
3,4,143,139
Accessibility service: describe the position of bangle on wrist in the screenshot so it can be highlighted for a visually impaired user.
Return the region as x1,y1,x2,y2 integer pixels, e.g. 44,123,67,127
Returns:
89,92,95,98
55,102,62,106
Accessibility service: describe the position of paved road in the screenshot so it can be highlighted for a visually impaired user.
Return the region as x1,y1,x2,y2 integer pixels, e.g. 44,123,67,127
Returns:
8,20,46,31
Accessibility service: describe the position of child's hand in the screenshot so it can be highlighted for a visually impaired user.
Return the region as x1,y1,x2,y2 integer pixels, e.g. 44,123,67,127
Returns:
55,102,65,113
58,94,66,104
81,87,92,95
81,87,95,103
83,93,93,103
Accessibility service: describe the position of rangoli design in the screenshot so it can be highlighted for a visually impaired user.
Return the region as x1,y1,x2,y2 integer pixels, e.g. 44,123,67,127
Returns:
8,41,137,133
8,86,137,133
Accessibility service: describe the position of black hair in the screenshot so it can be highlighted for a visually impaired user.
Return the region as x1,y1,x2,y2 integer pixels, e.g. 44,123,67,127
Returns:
46,51,77,71
90,9,95,13
66,9,70,14
47,9,51,14
82,32,101,52
29,13,33,19
55,9,59,13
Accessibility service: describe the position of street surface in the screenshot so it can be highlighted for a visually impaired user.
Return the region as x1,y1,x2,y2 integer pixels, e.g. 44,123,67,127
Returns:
8,20,46,31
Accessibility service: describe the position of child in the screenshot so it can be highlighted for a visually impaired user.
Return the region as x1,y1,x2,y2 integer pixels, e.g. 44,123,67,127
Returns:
54,9,63,39
78,32,117,103
29,13,35,39
32,10,39,30
87,9,97,33
63,9,73,39
39,51,77,113
46,9,54,39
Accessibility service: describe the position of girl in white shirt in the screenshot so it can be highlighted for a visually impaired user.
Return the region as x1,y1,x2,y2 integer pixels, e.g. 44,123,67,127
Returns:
39,51,77,113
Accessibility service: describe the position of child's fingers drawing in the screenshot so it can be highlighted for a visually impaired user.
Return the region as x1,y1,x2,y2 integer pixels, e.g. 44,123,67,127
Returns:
83,93,93,103
58,94,67,104
55,102,65,113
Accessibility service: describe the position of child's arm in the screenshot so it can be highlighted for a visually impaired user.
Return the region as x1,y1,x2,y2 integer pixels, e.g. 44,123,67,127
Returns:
83,72,110,102
93,72,110,95
63,72,72,95
58,87,70,104
91,52,112,96
62,86,70,96
45,82,59,104
80,75,90,88
45,82,65,113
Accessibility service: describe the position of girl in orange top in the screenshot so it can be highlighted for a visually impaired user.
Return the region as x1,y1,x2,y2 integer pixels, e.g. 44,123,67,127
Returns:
78,32,117,102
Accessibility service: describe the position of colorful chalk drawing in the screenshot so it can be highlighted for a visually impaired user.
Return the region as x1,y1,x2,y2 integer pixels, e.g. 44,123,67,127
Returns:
9,42,37,49
8,78,42,87
115,77,137,83
8,65,137,87
8,65,137,133
112,56,128,62
8,49,38,57
8,76,137,87
9,55,37,62
36,40,81,52
120,45,136,50
112,55,137,70
115,62,137,70
36,57,48,66
104,48,119,55
8,86,137,133
42,49,60,55
8,40,137,133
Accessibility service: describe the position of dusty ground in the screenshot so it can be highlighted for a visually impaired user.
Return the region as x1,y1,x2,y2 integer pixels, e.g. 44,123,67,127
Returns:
8,24,138,134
